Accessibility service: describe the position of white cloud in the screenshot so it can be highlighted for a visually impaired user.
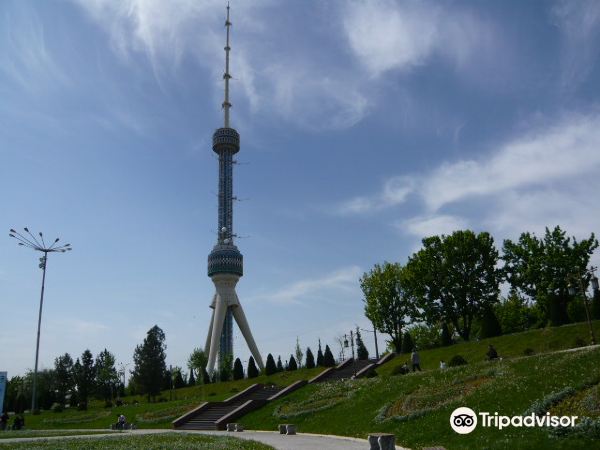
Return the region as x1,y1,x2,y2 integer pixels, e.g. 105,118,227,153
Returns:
254,266,362,305
400,214,469,238
421,113,600,210
335,176,415,215
342,0,496,77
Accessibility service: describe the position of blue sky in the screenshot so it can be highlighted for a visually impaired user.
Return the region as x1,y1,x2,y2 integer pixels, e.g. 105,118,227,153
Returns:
2,0,600,378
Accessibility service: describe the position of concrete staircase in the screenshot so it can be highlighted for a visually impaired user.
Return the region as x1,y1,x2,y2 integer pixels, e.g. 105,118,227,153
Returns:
309,353,396,384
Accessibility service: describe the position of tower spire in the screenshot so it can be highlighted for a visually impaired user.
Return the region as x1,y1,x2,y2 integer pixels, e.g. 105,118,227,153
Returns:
223,3,232,128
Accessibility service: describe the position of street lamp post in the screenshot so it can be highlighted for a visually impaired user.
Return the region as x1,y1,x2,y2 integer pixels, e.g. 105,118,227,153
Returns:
568,266,598,346
344,330,357,376
9,228,72,413
359,326,380,360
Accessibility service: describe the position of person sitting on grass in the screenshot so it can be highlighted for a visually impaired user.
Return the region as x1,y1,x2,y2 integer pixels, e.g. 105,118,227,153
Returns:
439,360,447,370
486,344,499,360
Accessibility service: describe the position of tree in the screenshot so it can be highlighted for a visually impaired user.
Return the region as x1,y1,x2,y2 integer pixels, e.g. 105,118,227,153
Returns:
323,345,335,367
187,348,210,385
502,226,598,323
288,355,298,371
219,354,233,382
361,262,418,352
188,368,196,386
233,358,244,380
73,350,95,409
494,290,536,334
440,323,453,346
355,328,369,360
294,338,304,369
592,289,600,320
305,348,315,368
131,325,167,401
265,354,277,376
95,349,118,402
53,353,74,406
401,331,414,353
316,340,324,367
247,357,259,378
173,367,186,389
276,356,284,372
479,307,502,338
407,230,503,341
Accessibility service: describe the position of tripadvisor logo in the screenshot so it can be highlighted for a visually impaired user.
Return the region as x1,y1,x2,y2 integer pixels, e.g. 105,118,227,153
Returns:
450,407,578,434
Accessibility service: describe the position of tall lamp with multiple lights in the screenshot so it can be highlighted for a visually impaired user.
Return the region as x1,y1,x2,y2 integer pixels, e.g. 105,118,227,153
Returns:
9,228,72,413
568,266,598,346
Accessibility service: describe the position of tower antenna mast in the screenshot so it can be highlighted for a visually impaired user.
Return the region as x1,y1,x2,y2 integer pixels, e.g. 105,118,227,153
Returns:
223,3,232,128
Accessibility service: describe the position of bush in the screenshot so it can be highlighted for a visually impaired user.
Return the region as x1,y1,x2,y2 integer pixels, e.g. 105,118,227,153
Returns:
573,337,587,348
104,401,113,408
115,399,123,406
391,364,410,376
51,402,63,413
523,348,536,356
448,355,467,367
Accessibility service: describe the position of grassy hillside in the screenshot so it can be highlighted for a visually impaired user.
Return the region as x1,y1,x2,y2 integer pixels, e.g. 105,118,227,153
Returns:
20,366,322,430
241,321,600,450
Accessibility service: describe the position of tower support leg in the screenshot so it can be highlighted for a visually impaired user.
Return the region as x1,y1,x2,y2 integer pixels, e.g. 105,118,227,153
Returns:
206,295,227,375
232,303,264,371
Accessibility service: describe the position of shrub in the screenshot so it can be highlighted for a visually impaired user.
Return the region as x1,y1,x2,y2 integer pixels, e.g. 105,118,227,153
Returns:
365,369,378,378
391,364,410,376
523,348,536,356
51,402,63,413
115,399,123,406
573,337,587,348
448,355,468,367
104,400,113,408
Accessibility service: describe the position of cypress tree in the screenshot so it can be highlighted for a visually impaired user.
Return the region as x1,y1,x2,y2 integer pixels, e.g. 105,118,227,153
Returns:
355,329,369,360
265,354,277,375
233,358,244,380
316,340,324,366
288,355,298,371
247,357,259,378
401,331,414,354
173,369,185,388
188,369,196,386
323,345,335,367
276,356,284,372
441,322,452,346
480,307,502,338
305,348,315,368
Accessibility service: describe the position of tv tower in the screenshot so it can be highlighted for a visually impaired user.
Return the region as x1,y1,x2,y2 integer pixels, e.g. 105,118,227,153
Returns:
204,4,264,375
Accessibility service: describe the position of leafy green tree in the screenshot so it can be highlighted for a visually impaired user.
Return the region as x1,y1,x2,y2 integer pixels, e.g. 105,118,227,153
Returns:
361,262,419,352
305,348,316,368
407,230,502,341
73,350,95,409
95,349,118,402
247,357,259,378
316,340,324,367
502,226,598,323
410,324,441,350
288,355,298,371
276,355,284,372
440,323,453,346
131,325,167,401
187,348,210,385
233,358,244,380
53,353,74,406
265,354,277,376
355,329,369,360
401,331,414,353
479,307,502,338
323,345,335,367
494,291,537,334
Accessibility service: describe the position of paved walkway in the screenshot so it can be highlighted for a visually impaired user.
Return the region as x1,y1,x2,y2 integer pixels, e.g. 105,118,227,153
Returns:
0,429,409,450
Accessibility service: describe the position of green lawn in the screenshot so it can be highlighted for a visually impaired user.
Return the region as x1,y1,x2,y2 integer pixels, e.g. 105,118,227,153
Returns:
0,433,273,449
240,322,600,450
0,430,114,440
19,366,322,430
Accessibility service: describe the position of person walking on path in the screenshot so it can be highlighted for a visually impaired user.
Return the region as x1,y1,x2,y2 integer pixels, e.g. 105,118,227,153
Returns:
411,349,421,371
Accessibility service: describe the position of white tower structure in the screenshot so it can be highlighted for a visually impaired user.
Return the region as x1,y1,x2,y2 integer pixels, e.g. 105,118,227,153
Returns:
204,5,264,376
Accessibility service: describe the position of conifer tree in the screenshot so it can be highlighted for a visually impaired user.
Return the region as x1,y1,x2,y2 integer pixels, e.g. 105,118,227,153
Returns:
355,328,369,360
247,357,259,378
288,355,298,371
316,339,324,366
188,368,196,385
323,345,335,367
131,325,167,401
73,350,95,410
276,356,284,372
305,347,315,368
233,358,244,380
265,354,277,375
